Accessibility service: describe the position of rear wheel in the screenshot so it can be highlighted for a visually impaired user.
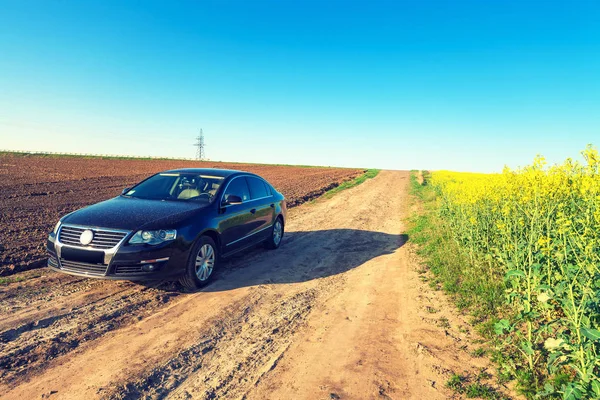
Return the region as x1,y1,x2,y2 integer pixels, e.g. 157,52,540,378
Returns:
264,217,284,249
179,236,218,290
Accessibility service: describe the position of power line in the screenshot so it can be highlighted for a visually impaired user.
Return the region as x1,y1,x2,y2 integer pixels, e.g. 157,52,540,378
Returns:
194,129,206,160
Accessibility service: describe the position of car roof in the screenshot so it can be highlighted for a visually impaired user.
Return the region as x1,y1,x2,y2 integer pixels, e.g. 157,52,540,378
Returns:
161,168,253,178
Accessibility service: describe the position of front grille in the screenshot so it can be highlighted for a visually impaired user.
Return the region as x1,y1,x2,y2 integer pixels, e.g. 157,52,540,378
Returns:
59,259,108,276
114,264,145,275
58,226,129,249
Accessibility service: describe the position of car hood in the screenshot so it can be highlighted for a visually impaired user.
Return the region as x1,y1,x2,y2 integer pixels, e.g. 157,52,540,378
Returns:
62,196,207,231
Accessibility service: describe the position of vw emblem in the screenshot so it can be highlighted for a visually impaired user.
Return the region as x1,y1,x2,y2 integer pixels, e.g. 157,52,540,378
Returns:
79,230,94,245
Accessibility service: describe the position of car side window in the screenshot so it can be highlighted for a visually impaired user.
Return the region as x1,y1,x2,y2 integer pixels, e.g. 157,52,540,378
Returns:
263,181,273,196
246,177,270,200
223,177,250,203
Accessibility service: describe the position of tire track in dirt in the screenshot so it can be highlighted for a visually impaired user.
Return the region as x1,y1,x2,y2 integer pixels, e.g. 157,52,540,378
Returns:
0,282,182,384
100,228,377,399
1,276,133,335
105,288,318,400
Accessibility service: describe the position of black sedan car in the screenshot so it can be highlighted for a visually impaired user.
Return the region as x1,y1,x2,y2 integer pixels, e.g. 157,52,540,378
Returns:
46,168,286,289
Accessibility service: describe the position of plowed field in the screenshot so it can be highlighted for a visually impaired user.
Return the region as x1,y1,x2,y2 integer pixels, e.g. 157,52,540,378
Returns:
0,155,363,276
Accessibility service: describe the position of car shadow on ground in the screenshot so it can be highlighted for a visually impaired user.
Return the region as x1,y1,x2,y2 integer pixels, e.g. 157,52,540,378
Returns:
197,229,408,292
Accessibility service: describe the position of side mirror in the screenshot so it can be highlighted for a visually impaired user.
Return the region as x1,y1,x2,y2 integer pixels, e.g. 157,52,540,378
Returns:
121,187,132,195
222,194,242,206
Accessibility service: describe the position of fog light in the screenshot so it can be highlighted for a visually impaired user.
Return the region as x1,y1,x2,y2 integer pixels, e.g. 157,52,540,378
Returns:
142,264,156,272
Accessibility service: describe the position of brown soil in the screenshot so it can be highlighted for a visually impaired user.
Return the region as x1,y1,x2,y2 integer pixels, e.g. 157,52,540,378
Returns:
0,170,512,399
0,155,363,276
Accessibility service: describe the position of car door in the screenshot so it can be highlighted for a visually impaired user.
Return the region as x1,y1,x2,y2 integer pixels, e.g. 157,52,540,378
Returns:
218,176,259,254
245,176,275,242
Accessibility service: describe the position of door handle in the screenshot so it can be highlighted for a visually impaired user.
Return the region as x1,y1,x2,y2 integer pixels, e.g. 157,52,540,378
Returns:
250,208,256,214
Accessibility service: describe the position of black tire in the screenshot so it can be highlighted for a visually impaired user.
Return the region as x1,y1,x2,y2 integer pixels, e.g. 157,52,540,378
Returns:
179,235,218,290
264,217,284,250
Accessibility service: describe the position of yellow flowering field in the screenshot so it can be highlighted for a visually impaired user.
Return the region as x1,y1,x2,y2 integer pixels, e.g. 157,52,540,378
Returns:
430,146,600,399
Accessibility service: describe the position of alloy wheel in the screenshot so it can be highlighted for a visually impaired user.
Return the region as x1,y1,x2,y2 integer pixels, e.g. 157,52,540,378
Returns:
273,220,283,246
195,243,215,281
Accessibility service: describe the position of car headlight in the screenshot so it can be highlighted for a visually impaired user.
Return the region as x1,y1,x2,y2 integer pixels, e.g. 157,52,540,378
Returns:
53,221,61,234
128,229,177,245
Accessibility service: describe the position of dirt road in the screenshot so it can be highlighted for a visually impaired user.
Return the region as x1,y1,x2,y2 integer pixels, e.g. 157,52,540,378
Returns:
0,171,501,399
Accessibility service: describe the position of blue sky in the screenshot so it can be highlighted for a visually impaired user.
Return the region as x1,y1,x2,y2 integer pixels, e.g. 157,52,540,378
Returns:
0,1,598,171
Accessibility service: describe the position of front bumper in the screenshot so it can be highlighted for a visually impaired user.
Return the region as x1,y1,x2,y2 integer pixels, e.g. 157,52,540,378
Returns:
47,233,188,281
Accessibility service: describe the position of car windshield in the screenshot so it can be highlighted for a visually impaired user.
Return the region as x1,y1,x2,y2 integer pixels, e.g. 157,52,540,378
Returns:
123,173,225,202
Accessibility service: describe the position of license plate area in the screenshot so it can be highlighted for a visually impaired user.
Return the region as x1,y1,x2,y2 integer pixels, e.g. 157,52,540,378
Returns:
61,247,105,264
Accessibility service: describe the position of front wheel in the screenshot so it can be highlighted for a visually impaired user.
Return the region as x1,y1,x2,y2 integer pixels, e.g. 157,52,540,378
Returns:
180,236,218,290
264,217,284,249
